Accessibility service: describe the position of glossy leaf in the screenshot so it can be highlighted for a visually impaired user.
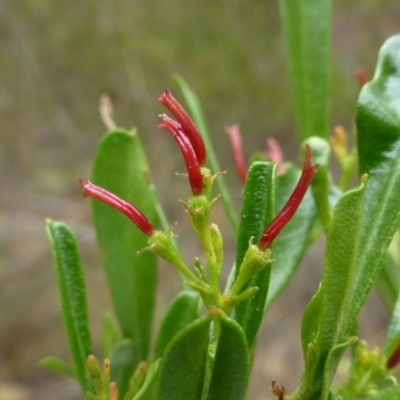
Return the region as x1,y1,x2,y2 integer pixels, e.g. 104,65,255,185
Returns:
233,161,276,347
46,219,92,394
278,0,331,140
356,34,400,305
207,312,249,400
173,74,239,234
132,359,160,400
265,163,317,311
155,291,201,358
91,129,157,361
110,339,138,399
157,315,211,400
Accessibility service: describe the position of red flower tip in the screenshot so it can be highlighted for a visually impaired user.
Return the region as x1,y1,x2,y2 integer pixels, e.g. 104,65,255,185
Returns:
157,89,206,166
225,124,247,184
355,68,369,87
387,343,400,369
266,137,286,175
79,179,155,236
258,145,319,250
156,115,203,196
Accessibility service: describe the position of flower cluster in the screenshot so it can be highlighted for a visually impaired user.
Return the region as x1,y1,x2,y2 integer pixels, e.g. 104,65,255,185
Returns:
79,90,318,310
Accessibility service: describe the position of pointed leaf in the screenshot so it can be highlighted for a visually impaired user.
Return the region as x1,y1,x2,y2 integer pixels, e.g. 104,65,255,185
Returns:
296,180,367,399
155,291,201,358
278,0,331,140
46,220,92,394
157,315,211,400
234,161,276,347
91,129,157,361
207,313,250,400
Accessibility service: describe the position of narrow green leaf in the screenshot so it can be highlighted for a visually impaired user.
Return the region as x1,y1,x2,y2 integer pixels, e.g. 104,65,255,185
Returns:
133,359,160,400
46,219,92,394
110,339,138,399
296,180,367,399
300,285,322,358
207,313,249,400
173,74,239,235
155,291,201,358
278,0,331,140
157,315,211,400
234,162,276,347
91,129,157,361
39,357,76,380
101,311,122,359
265,163,317,311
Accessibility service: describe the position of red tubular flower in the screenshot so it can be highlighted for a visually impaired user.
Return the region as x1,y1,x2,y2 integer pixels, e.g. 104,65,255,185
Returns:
157,89,206,166
79,179,155,236
266,137,286,175
156,114,203,196
258,145,319,250
225,124,247,184
355,68,369,87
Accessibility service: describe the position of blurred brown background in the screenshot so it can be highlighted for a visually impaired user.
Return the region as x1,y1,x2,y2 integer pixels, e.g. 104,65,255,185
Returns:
1,1,399,399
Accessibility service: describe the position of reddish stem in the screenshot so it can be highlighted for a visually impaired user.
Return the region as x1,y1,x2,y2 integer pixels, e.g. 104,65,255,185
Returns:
158,89,206,166
156,114,203,196
258,145,319,250
79,180,155,236
225,124,247,184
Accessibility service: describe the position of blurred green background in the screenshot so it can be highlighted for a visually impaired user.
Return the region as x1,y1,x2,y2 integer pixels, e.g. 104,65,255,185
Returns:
1,1,399,399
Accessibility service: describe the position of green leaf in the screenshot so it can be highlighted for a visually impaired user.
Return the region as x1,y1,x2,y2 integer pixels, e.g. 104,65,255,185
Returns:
278,0,331,140
101,311,121,359
157,315,211,400
376,252,400,310
39,357,76,380
306,137,332,231
207,313,249,400
233,161,276,348
265,163,317,311
155,291,201,358
364,385,400,400
295,180,367,399
384,289,400,358
173,74,239,235
357,34,400,353
110,339,138,399
133,359,160,400
46,219,92,394
91,129,157,361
